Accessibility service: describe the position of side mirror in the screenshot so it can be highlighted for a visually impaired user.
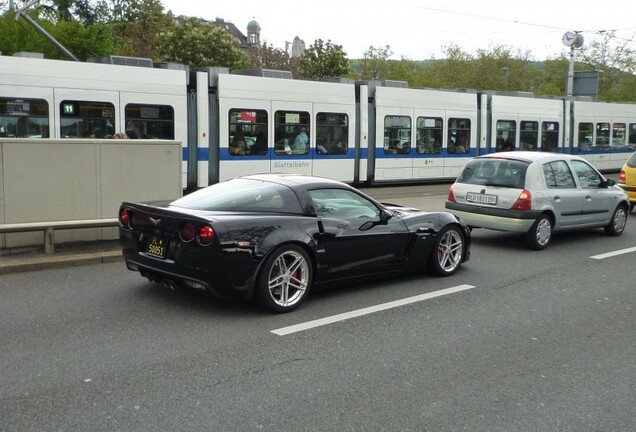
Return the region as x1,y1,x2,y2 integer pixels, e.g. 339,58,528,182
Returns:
605,178,616,187
379,209,393,224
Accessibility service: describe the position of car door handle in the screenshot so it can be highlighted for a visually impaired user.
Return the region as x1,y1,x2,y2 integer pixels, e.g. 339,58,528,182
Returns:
585,195,592,200
554,195,561,201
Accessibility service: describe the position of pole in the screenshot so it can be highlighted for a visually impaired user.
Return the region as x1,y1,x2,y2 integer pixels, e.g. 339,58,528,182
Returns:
566,46,574,97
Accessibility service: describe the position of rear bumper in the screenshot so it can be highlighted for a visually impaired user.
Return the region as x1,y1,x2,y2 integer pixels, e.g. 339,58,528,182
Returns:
617,184,636,203
445,201,540,233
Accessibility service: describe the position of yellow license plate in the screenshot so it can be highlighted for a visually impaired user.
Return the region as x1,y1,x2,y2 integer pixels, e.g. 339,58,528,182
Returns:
146,237,167,258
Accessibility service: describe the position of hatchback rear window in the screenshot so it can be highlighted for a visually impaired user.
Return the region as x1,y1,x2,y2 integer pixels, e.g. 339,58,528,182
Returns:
457,158,529,188
627,152,636,168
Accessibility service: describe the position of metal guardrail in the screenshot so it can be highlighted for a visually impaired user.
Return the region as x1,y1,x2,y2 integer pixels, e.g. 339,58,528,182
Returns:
0,219,118,254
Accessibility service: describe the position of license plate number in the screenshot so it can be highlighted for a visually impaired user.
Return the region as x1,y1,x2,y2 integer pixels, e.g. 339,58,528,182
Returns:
146,236,167,258
466,192,497,205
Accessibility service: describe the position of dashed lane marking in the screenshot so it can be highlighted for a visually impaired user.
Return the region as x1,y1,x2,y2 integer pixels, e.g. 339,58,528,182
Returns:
271,284,477,336
590,246,636,260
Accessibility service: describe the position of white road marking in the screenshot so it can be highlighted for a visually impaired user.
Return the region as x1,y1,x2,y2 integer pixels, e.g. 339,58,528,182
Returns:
590,246,636,260
271,284,476,336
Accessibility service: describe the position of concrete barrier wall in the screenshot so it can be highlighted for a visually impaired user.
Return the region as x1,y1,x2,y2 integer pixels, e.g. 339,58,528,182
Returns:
0,138,182,249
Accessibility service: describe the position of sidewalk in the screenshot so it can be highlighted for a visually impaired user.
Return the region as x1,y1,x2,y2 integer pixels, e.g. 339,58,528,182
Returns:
0,240,122,275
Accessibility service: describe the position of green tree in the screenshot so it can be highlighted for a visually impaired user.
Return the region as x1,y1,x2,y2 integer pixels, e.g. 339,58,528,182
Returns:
248,41,299,76
155,16,247,68
298,39,350,79
105,0,173,59
359,45,392,80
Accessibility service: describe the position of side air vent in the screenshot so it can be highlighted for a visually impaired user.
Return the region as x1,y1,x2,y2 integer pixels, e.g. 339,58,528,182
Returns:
88,55,153,68
232,69,293,79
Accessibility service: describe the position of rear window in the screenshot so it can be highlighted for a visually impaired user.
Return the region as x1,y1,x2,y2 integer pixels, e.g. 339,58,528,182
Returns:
171,178,303,213
457,158,529,188
627,152,636,168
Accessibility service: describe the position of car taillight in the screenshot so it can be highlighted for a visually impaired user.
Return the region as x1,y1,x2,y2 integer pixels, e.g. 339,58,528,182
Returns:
447,184,456,202
119,206,132,228
180,223,196,242
197,225,215,245
618,170,626,183
512,189,532,210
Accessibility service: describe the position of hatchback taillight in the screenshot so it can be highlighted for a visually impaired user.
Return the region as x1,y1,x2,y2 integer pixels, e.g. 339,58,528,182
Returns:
618,170,626,183
512,189,532,210
447,184,456,202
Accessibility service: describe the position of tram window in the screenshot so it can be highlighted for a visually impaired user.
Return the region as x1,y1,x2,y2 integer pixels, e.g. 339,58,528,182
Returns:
274,111,309,156
316,113,348,155
384,116,412,154
577,122,593,152
446,118,470,154
125,104,174,140
541,122,559,152
0,97,49,138
520,121,538,151
629,124,636,147
611,123,626,149
596,122,610,149
415,117,441,154
228,109,268,156
60,100,114,138
495,120,516,152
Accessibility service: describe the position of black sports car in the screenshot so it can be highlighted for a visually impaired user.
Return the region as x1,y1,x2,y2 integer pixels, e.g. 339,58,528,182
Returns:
119,174,471,312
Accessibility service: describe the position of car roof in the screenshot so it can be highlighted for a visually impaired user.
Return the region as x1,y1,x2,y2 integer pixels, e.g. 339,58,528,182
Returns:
477,151,587,164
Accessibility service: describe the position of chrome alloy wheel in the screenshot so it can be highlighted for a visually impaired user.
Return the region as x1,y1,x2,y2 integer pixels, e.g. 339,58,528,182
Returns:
436,228,463,273
267,250,310,308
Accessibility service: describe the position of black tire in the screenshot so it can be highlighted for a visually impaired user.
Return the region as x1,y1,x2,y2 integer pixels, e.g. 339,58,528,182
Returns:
526,214,552,250
256,245,312,313
604,205,627,236
428,225,464,276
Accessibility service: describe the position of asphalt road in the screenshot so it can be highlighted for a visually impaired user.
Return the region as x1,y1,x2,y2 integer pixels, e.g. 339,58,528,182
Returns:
1,183,635,432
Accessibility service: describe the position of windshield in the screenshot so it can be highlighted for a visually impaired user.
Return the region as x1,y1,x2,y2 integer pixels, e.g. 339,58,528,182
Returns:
457,158,529,188
171,178,303,213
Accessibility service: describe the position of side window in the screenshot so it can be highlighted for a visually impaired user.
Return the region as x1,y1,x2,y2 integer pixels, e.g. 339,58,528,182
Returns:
0,97,49,138
571,160,602,188
447,118,470,154
543,161,575,188
611,123,626,149
596,122,610,149
384,116,412,154
125,104,174,139
60,100,115,138
229,109,268,156
309,189,379,219
520,121,538,151
274,111,309,155
316,112,348,155
495,120,516,151
541,122,559,152
629,123,636,148
415,117,442,154
577,122,593,152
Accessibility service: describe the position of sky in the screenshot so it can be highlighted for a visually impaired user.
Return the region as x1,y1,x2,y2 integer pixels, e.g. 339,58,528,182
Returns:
160,0,636,61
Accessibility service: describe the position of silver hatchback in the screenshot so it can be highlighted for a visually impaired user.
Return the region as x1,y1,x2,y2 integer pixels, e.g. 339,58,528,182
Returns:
445,151,629,249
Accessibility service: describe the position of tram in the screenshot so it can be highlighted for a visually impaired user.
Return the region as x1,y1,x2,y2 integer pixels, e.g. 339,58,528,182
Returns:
2,54,635,190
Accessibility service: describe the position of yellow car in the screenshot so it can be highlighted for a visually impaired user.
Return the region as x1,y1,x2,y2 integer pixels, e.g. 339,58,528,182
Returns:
618,152,636,213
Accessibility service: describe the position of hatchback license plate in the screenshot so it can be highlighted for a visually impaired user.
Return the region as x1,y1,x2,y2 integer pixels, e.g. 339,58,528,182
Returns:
146,236,167,258
466,192,497,205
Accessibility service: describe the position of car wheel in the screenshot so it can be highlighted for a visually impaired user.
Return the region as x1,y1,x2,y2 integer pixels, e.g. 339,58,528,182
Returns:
429,225,464,276
526,214,552,250
257,245,312,313
604,205,627,236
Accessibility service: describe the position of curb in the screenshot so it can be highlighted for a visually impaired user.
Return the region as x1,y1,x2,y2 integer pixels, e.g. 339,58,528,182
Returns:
0,250,123,275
